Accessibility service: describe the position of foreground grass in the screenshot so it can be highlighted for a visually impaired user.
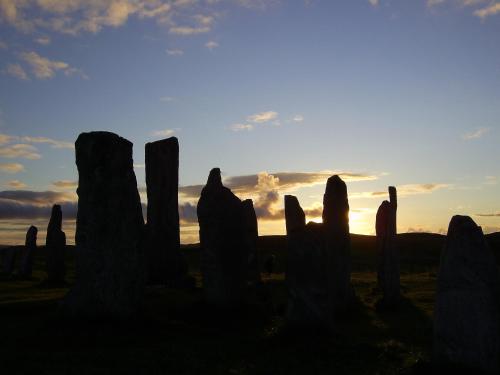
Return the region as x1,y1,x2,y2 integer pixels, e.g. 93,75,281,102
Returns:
0,248,437,375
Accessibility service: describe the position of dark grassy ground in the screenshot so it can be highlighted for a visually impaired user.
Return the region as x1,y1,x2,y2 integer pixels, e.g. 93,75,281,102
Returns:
0,233,499,375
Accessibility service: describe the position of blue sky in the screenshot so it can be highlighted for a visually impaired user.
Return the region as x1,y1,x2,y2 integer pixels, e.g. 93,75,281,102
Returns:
0,0,499,244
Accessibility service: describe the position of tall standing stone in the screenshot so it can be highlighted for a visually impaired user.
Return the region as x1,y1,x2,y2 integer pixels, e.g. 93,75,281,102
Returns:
323,175,353,315
197,168,247,307
63,131,145,317
242,199,260,285
46,204,67,284
434,215,500,372
19,225,37,278
376,186,399,308
285,175,354,328
145,137,184,285
2,247,17,275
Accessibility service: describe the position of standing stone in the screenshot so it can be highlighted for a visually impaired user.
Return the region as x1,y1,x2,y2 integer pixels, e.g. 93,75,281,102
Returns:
2,247,17,275
63,131,145,317
323,175,353,315
46,204,67,284
19,226,37,278
285,175,354,328
145,137,184,285
434,215,500,372
242,199,260,285
376,186,400,308
197,168,247,307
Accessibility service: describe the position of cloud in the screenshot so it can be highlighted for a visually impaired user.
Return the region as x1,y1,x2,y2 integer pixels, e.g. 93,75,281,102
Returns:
247,111,279,123
20,51,87,80
169,26,210,35
292,114,304,123
205,40,219,50
368,0,379,6
52,180,78,189
0,190,77,220
160,96,175,102
0,144,41,159
5,63,29,80
0,163,24,173
20,136,74,149
350,183,450,199
475,212,500,217
152,129,176,137
6,180,26,189
0,134,17,145
474,3,500,19
179,170,380,200
166,48,184,56
462,127,491,140
230,123,253,132
35,36,51,45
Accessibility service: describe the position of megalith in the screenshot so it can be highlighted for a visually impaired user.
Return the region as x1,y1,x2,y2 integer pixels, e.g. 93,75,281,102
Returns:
145,137,184,285
197,168,247,307
434,215,500,373
376,186,400,308
242,199,260,285
46,204,67,284
63,131,145,317
19,225,37,278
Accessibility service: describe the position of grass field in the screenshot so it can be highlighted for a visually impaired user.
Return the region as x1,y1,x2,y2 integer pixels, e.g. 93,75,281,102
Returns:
0,233,499,374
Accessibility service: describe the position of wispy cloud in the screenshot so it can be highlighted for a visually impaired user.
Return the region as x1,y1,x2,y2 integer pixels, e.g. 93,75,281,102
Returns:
152,129,176,137
169,26,210,35
166,48,184,56
52,180,78,189
6,180,26,189
292,114,304,123
368,0,379,6
475,212,500,217
462,127,491,140
205,40,219,50
20,51,87,80
5,63,29,80
474,2,500,19
0,163,24,173
20,136,74,149
350,183,450,199
0,144,41,160
247,111,279,123
35,36,51,45
160,96,175,102
230,123,253,132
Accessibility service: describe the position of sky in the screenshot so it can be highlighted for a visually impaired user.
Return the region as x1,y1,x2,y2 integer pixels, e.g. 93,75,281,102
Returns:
0,0,499,245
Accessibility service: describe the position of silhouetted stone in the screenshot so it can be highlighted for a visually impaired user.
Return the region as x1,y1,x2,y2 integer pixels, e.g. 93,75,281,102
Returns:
285,175,354,328
46,204,67,284
264,254,276,275
376,186,400,308
145,137,185,285
19,225,37,278
323,175,353,314
434,215,500,373
1,247,17,274
197,168,247,307
63,131,145,318
242,199,260,285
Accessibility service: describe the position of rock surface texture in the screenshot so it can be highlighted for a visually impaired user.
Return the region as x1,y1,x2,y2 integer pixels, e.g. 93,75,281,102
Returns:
434,215,500,373
197,168,247,307
46,204,67,283
376,186,400,308
64,131,145,318
145,137,184,285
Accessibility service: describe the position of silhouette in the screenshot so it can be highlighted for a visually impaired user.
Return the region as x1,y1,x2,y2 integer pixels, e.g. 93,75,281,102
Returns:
264,254,276,275
197,168,248,307
145,137,186,286
63,131,145,317
46,204,67,284
433,215,500,372
2,246,17,275
376,186,400,309
19,225,37,278
285,175,353,329
242,199,261,285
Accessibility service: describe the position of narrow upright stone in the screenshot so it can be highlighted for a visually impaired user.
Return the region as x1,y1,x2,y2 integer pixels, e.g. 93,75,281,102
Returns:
19,225,37,278
197,168,247,307
323,175,353,314
242,199,260,285
376,186,399,308
46,204,67,284
145,137,184,285
2,247,17,275
64,131,145,317
434,215,500,372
